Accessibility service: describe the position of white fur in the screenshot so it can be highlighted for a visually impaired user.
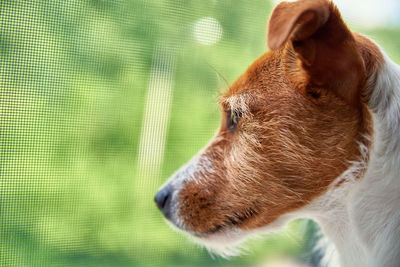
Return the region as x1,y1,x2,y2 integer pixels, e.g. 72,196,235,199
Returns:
224,94,251,115
345,53,400,267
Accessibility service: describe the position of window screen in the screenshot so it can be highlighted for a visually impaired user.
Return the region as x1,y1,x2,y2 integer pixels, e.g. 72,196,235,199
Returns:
1,0,399,266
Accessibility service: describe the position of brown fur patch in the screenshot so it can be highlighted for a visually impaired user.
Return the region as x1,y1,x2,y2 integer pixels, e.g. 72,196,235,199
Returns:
353,32,384,103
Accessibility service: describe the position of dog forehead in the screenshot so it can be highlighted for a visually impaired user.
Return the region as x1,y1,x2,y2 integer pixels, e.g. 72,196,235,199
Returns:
220,51,299,115
223,51,290,106
226,52,281,92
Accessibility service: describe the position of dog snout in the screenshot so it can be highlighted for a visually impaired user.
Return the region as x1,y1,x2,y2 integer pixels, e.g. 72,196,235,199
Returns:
154,185,174,219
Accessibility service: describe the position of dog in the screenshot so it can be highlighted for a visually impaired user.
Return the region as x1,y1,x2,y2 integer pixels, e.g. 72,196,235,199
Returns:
155,0,400,266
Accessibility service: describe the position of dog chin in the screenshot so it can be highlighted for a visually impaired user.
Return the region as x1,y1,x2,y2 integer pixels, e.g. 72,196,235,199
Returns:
169,211,298,257
193,228,251,257
168,221,251,258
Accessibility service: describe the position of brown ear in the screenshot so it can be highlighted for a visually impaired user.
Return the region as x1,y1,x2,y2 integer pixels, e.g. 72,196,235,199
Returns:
267,0,365,106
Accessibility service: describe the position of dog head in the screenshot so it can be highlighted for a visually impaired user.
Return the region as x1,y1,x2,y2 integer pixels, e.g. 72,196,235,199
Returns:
155,0,380,254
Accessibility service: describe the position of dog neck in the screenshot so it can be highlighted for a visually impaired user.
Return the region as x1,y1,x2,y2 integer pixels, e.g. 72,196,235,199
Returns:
306,53,400,267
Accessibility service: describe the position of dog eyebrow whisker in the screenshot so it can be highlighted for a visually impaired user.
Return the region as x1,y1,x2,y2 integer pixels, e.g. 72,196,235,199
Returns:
207,63,230,91
221,95,251,115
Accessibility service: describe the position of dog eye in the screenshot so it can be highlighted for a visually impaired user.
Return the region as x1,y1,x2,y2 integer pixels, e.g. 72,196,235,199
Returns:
226,110,242,132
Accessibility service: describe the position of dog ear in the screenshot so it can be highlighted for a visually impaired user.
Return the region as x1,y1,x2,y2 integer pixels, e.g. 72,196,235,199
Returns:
267,0,365,106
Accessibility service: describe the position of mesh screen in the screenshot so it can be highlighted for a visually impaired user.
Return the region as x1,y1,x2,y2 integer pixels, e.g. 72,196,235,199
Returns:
1,0,399,266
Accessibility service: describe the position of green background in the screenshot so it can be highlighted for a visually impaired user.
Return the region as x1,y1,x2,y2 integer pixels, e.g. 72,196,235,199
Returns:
1,0,399,266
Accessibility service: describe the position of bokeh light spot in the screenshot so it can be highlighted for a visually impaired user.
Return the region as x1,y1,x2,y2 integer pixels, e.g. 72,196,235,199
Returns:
193,17,223,45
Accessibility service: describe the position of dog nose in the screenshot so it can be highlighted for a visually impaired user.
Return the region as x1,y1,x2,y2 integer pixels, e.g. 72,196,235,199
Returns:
154,186,173,218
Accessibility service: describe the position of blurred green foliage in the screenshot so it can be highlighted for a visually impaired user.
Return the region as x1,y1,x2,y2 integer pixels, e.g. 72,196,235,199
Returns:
0,0,399,266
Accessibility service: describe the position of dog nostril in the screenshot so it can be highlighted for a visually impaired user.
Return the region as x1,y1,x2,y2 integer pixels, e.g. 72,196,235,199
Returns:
154,187,171,211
